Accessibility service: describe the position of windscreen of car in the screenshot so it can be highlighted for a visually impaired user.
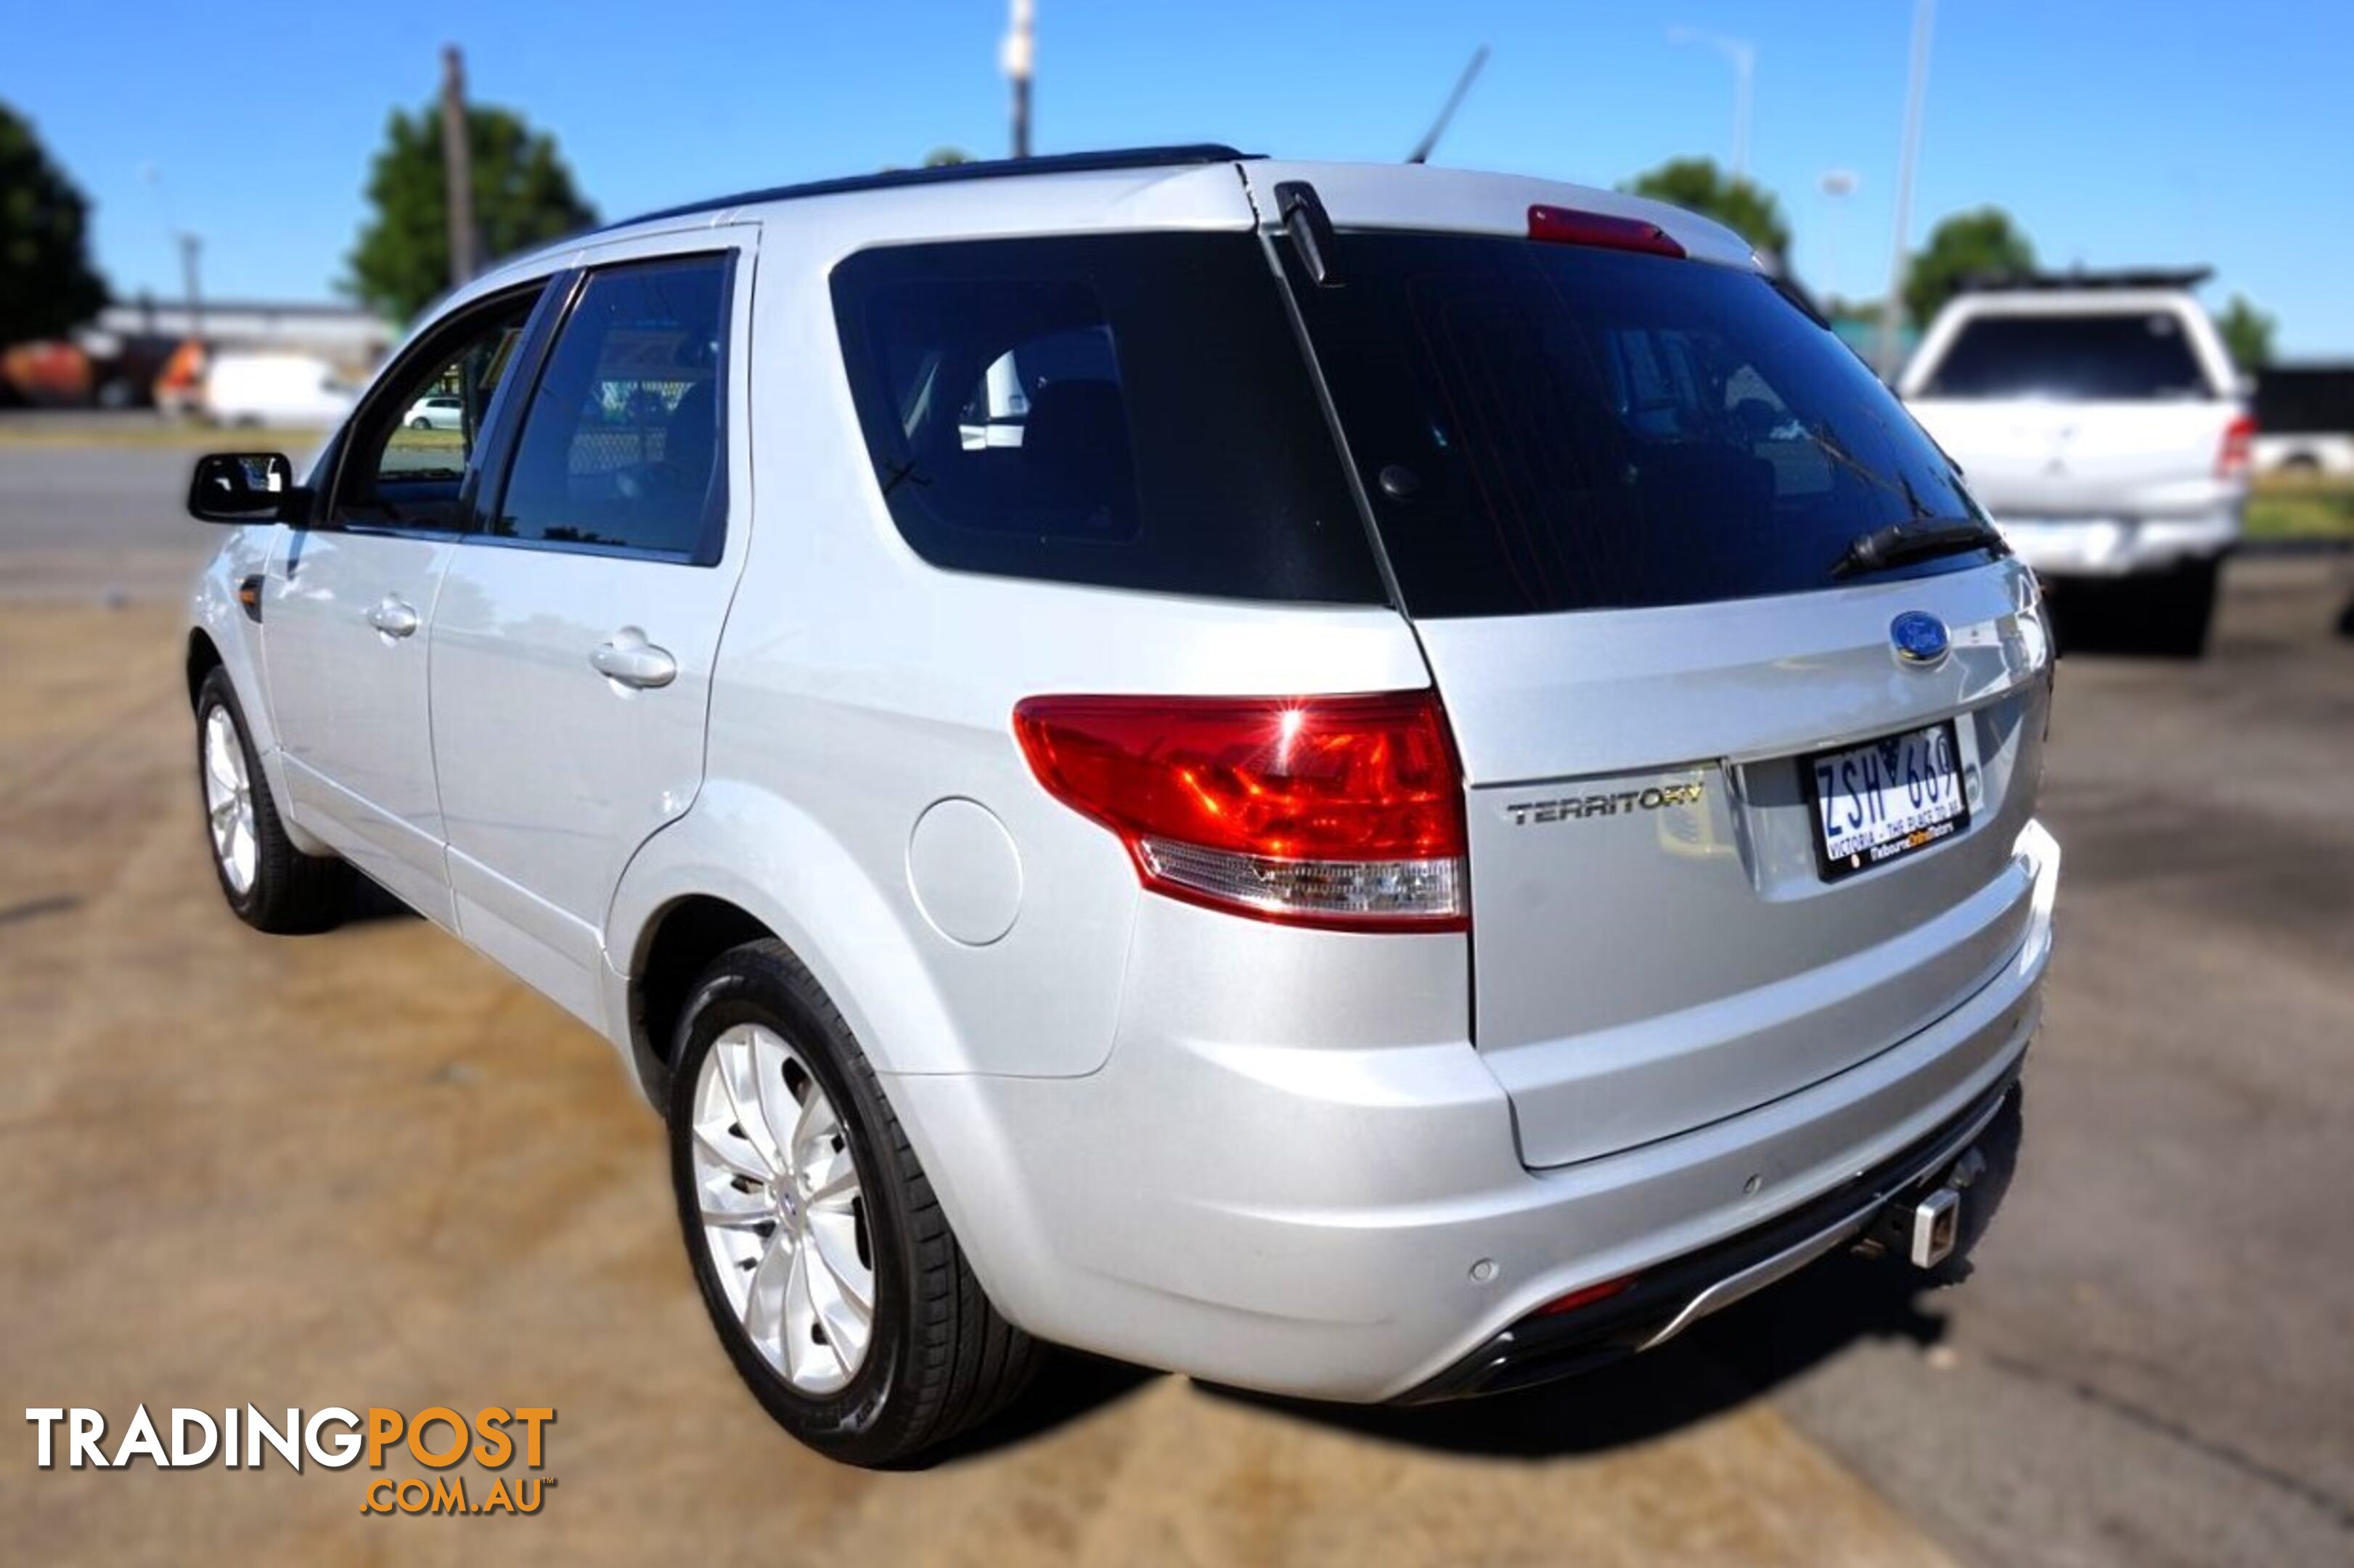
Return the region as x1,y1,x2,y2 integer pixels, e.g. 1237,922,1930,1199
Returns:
1918,311,2216,401
1278,231,1992,618
830,233,1386,604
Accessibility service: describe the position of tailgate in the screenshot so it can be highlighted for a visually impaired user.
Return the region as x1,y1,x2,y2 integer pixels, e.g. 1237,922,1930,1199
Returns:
1907,398,2239,520
1426,566,2051,1168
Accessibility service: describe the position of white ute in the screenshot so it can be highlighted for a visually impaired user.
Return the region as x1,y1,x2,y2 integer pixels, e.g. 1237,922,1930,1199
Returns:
1901,271,2253,655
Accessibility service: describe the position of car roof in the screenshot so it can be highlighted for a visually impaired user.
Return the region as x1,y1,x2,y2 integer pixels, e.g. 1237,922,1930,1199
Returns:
464,145,1758,296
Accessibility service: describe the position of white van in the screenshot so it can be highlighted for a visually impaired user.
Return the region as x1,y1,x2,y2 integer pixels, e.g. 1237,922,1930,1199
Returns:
204,353,358,428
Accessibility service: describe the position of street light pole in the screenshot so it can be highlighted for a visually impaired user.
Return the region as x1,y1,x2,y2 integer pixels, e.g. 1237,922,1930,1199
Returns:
1002,0,1035,160
441,44,478,289
1819,169,1858,303
1668,25,1756,181
1880,0,1935,377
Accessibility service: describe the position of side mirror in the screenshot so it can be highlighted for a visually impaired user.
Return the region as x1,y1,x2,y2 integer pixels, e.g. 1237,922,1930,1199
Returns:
187,452,307,525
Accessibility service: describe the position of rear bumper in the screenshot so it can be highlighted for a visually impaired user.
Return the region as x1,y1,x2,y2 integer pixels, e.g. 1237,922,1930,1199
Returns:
886,820,2059,1405
1999,510,2240,576
1398,1071,2019,1401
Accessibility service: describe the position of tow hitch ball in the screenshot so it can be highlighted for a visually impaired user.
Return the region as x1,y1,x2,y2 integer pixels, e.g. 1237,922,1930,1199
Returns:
1860,1144,1988,1270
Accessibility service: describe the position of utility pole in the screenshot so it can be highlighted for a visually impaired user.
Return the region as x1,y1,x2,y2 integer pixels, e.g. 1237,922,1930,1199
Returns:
177,232,205,346
1002,0,1034,159
1669,26,1756,181
1880,0,1934,377
441,44,479,287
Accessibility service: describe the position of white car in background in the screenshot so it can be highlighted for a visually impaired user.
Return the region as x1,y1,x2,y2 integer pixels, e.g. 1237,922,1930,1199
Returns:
404,393,465,430
203,353,357,429
1901,273,2252,655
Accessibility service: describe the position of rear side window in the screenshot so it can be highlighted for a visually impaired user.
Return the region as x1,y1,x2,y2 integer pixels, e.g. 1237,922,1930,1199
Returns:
1919,311,2216,401
491,255,732,563
830,233,1385,604
1281,232,1990,618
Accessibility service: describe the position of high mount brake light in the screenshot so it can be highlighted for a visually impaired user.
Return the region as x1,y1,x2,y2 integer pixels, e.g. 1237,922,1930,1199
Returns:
1527,205,1686,258
1012,691,1469,933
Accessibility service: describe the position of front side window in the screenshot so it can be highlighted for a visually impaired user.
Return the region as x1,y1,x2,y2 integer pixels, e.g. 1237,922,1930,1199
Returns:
830,232,1385,604
490,256,732,562
337,288,540,531
1919,311,2217,401
1280,232,1993,617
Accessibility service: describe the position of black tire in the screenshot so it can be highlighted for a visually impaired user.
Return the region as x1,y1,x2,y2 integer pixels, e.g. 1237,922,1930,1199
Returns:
409,416,431,430
2137,556,2220,658
194,667,349,933
666,941,1040,1466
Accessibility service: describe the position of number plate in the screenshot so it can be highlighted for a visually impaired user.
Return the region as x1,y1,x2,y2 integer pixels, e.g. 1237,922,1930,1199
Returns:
1805,721,1969,881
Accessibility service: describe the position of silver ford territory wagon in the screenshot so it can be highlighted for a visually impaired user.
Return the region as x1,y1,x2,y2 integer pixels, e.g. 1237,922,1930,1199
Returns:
182,147,2058,1465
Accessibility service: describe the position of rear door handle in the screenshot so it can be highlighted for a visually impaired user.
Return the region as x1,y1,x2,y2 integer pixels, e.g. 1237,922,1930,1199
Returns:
590,632,677,690
367,597,420,638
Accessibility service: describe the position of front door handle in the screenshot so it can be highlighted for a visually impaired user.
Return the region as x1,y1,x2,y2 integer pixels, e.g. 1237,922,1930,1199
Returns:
367,597,420,638
591,632,677,690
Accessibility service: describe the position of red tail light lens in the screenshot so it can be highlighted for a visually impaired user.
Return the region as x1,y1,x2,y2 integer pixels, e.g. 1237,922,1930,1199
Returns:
2218,413,2256,479
1527,204,1686,258
1011,691,1469,932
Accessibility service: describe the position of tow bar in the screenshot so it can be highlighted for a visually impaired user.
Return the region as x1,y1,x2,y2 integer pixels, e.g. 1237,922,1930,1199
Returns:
1859,1143,1991,1270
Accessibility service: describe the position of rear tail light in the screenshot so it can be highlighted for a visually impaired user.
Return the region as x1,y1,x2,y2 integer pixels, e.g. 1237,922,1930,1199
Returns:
1527,204,1686,258
1011,691,1469,933
2218,414,2256,480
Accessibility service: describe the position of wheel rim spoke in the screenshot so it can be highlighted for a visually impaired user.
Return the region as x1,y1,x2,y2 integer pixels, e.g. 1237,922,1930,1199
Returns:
740,1233,792,1356
692,1121,770,1185
807,1210,874,1314
713,1032,785,1177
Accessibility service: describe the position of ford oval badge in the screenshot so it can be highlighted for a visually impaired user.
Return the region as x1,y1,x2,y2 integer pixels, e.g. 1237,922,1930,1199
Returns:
1891,611,1950,667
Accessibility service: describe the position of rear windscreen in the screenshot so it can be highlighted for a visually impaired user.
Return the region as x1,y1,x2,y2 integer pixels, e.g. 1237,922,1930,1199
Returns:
1280,232,1993,618
1918,311,2216,401
830,233,1385,605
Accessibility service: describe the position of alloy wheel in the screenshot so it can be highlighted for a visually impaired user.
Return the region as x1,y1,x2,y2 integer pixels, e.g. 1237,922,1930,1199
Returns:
201,704,258,895
689,1024,875,1395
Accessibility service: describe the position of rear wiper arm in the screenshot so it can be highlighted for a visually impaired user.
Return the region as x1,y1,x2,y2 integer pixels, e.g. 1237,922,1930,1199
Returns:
1830,517,2006,581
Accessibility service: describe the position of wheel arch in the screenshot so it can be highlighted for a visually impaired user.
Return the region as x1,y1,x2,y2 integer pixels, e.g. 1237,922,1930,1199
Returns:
605,780,968,1100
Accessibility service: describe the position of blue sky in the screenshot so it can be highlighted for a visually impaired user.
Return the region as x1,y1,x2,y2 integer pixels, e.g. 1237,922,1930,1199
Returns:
9,0,2349,354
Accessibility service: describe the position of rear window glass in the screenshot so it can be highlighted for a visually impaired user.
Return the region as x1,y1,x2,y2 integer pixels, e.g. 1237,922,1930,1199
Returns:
1919,311,2216,401
830,233,1384,605
1281,232,1991,618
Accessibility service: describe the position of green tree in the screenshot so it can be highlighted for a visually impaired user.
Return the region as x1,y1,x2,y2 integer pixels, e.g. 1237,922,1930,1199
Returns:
2217,293,2275,372
1903,208,2035,328
1622,158,1791,261
0,102,108,346
922,147,973,168
344,103,595,323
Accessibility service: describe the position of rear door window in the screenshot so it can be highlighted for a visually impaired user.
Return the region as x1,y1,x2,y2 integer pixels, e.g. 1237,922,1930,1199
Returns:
830,233,1385,605
489,255,732,563
1918,311,2216,401
1280,232,1991,618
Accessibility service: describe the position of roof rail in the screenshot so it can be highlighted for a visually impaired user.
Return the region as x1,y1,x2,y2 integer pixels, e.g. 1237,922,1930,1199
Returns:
608,144,1259,232
1960,266,2215,294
